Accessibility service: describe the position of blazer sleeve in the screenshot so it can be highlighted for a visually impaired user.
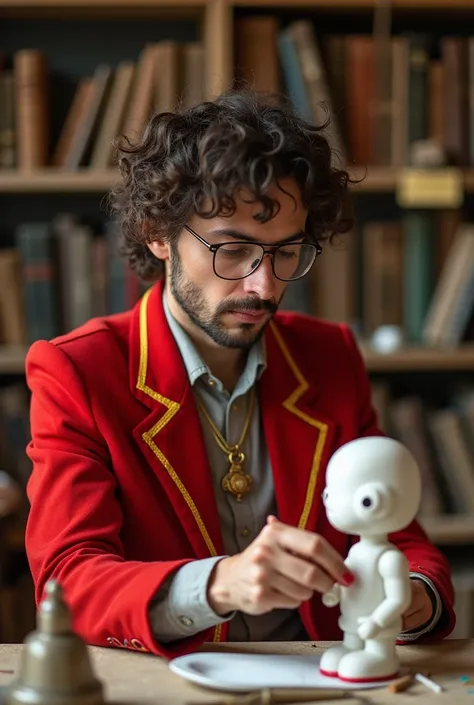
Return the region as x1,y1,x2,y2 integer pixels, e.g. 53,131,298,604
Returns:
25,339,217,658
340,326,456,642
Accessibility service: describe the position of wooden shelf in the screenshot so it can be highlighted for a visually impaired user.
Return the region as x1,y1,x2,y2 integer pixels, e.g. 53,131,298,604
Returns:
1,345,474,374
0,170,120,193
352,166,474,193
1,0,472,7
0,166,473,194
0,346,28,374
0,0,206,20
362,345,474,372
0,0,205,7
421,515,474,545
351,166,398,192
232,0,474,7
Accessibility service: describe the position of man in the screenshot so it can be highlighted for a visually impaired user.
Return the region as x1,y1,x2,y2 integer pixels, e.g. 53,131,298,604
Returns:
25,90,454,659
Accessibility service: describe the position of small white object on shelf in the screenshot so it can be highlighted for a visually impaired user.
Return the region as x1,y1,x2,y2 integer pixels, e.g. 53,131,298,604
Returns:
370,325,404,353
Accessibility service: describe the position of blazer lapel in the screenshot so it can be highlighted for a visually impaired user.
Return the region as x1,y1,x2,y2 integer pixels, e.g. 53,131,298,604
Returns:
130,283,225,561
259,320,337,535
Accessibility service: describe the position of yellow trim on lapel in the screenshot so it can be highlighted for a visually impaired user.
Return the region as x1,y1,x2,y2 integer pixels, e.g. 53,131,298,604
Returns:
269,320,328,530
136,289,218,560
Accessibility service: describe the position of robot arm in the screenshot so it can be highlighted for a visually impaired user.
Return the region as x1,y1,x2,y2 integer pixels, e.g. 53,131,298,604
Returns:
358,550,411,640
372,550,411,627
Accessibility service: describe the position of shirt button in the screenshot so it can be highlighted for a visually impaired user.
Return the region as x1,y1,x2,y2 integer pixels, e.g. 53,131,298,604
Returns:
232,402,239,411
208,378,216,386
179,615,194,627
241,527,250,537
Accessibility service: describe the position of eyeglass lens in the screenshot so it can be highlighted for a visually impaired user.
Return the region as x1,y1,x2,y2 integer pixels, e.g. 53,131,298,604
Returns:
214,243,316,281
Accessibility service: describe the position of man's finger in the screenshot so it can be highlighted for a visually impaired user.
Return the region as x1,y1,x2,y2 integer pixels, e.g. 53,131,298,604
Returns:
271,549,334,593
267,588,305,611
266,518,353,586
271,572,314,602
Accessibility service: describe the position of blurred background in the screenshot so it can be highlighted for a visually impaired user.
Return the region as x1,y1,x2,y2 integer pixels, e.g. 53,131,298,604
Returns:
0,0,473,642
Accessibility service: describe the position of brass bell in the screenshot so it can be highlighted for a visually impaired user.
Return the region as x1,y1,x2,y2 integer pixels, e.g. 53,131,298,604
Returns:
6,579,104,705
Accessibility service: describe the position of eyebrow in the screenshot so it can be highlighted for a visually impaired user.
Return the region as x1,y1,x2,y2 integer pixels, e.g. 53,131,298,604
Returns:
207,228,306,245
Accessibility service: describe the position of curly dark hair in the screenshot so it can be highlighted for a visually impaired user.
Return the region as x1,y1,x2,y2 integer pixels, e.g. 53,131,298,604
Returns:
107,88,355,281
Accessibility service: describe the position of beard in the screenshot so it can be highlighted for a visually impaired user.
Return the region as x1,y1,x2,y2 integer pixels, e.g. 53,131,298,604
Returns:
169,247,280,349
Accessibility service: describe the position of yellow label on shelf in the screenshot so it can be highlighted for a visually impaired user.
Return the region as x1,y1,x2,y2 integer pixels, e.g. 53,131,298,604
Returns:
396,168,464,208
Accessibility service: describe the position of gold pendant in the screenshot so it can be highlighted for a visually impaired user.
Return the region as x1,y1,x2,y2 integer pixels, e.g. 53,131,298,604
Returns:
222,449,252,502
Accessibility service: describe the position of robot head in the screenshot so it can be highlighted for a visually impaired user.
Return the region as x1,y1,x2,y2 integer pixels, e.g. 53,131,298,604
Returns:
322,436,421,536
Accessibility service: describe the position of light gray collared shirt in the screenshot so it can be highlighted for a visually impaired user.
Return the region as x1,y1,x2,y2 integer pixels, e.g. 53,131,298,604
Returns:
148,293,442,643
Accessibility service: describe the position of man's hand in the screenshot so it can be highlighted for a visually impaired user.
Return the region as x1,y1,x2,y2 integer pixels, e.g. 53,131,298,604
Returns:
401,579,434,632
207,516,354,616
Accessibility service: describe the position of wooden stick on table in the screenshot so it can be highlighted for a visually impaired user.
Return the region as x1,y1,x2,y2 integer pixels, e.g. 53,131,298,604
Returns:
387,674,414,693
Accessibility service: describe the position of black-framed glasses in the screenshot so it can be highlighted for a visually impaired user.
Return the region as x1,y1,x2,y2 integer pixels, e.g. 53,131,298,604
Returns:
184,225,322,282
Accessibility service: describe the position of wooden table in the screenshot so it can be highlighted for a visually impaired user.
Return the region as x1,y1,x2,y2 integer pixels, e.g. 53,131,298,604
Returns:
1,640,474,704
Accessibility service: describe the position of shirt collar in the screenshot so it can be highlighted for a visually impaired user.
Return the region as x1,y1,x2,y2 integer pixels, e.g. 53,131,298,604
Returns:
163,289,267,390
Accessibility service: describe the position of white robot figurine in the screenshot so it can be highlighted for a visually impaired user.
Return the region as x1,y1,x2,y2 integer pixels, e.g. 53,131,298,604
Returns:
319,436,422,683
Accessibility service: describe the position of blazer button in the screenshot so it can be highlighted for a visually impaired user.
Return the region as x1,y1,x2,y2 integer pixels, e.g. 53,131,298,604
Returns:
106,637,122,648
130,639,149,652
179,615,194,627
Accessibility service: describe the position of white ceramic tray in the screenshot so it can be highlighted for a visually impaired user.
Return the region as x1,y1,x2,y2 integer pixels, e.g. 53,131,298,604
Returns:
169,651,398,692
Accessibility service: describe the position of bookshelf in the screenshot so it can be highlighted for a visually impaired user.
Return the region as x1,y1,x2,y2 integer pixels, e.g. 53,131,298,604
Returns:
228,0,474,633
0,0,473,640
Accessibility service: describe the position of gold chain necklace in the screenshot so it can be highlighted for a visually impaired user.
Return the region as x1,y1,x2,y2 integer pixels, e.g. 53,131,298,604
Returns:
195,386,256,502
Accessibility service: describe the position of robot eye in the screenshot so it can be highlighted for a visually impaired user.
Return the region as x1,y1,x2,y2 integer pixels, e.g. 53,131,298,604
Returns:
353,483,389,519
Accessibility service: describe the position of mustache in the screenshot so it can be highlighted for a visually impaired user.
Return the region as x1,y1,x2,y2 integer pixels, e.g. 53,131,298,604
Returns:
217,297,278,315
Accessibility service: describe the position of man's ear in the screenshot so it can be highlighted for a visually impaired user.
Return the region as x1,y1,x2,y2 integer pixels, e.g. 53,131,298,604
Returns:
147,240,170,261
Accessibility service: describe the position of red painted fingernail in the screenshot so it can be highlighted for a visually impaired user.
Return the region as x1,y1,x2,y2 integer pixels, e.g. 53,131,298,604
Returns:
341,571,355,586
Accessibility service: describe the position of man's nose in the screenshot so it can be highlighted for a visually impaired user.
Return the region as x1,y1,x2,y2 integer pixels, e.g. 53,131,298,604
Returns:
242,253,278,300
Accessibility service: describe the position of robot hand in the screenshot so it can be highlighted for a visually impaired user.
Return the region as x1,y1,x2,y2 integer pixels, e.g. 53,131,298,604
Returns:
322,584,341,608
357,615,381,640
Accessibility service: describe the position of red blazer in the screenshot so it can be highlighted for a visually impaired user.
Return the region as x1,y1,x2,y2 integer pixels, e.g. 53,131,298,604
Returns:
25,281,455,659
